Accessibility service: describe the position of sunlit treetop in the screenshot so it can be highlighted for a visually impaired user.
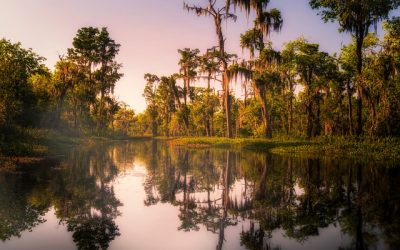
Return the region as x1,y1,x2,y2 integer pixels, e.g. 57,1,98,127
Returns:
309,0,400,36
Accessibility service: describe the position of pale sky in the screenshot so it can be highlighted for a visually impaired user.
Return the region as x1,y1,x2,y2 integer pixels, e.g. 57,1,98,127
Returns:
1,0,397,112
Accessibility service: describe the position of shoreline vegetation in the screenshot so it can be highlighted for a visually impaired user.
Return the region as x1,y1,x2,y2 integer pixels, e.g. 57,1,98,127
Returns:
0,128,151,171
169,136,400,163
1,129,399,169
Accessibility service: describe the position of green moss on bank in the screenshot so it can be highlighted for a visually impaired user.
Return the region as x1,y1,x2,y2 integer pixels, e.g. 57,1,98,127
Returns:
169,136,400,162
169,137,310,149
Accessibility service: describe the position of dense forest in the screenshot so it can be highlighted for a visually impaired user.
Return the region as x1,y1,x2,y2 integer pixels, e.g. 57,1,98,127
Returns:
141,0,400,138
0,26,131,151
1,0,400,154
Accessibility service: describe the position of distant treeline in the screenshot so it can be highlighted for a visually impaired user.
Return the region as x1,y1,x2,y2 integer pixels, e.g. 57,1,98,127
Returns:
138,0,400,138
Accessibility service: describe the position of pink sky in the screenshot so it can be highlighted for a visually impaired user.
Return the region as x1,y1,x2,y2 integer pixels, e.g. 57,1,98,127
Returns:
1,0,395,112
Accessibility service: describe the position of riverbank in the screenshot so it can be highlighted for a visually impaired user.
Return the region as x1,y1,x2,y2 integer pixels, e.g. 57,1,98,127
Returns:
169,136,400,162
3,131,399,168
0,128,151,170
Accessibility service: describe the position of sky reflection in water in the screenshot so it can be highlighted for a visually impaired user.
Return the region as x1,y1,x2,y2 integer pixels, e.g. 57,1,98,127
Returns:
0,140,399,250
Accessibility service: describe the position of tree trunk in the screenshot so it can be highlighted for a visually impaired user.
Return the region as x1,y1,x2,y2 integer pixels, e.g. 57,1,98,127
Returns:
166,111,170,137
347,79,354,135
289,79,294,134
356,37,364,136
258,87,272,138
224,76,232,138
314,95,321,136
151,110,158,137
285,79,292,135
306,97,314,139
206,73,212,137
98,90,105,135
183,71,188,106
368,96,377,136
215,15,232,138
55,92,65,127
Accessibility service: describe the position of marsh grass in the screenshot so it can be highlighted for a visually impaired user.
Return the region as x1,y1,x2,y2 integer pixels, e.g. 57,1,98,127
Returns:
170,136,400,162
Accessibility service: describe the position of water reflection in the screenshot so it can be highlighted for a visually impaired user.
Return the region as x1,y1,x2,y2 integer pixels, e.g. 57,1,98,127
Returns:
139,141,400,250
0,170,49,241
0,144,122,250
55,147,122,250
0,140,399,250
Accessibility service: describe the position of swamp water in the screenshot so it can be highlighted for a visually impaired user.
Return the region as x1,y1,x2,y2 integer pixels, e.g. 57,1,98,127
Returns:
0,140,399,250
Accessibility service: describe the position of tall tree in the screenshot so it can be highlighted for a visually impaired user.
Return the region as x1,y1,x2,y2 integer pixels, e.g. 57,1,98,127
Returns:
339,42,357,135
184,0,237,137
233,42,281,138
177,48,200,132
68,27,122,134
178,48,200,105
143,74,160,137
95,28,123,133
232,0,282,138
199,48,221,136
255,47,282,138
281,43,297,134
381,18,400,134
157,76,178,137
309,0,400,135
285,38,335,138
52,57,80,126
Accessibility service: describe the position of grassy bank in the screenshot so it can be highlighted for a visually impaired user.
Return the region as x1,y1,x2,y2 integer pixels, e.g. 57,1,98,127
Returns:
169,136,400,162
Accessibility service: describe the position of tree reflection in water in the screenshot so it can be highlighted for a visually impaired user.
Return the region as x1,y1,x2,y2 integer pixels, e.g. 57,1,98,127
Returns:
0,144,123,250
1,141,399,250
53,145,122,250
0,169,49,241
141,142,400,250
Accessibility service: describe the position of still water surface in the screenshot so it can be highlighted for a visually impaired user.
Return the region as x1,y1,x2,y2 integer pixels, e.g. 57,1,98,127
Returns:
0,140,399,250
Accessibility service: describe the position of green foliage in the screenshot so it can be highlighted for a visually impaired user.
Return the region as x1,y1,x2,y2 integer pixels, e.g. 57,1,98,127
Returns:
0,39,47,129
0,28,131,156
190,88,220,136
309,0,400,136
309,0,400,35
68,27,123,134
240,28,264,58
